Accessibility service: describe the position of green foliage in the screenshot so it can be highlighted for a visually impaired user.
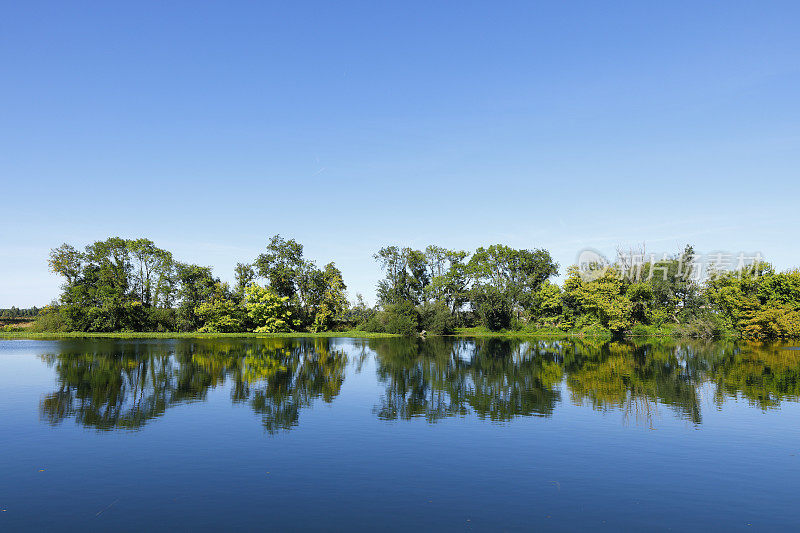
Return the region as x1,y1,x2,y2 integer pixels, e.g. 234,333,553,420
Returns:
254,235,306,300
31,236,800,339
30,307,68,333
176,263,218,331
380,301,420,336
672,313,726,339
531,281,563,319
740,305,800,340
470,285,512,331
563,267,632,335
245,285,292,333
705,266,800,339
374,246,430,306
468,244,558,312
418,301,456,335
254,235,350,329
196,283,246,333
0,306,40,318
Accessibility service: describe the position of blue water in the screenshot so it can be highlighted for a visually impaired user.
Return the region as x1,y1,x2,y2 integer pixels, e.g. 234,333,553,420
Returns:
1,337,799,531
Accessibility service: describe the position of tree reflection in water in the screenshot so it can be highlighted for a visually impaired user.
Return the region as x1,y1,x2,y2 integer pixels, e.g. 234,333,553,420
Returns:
39,337,800,431
40,338,348,433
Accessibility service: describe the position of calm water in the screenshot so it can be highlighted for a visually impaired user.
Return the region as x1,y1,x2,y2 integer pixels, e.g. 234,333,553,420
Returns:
1,337,799,531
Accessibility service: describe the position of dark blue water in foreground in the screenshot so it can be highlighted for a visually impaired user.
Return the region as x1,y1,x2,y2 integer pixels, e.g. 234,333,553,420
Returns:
1,337,799,531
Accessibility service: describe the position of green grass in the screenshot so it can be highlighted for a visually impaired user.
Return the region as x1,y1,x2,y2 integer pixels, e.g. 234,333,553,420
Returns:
0,330,398,340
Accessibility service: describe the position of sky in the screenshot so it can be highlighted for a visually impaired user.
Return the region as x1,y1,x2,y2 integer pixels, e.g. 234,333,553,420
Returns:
2,1,799,308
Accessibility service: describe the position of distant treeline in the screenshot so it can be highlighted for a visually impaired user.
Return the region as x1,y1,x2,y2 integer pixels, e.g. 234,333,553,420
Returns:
23,235,800,339
0,307,40,318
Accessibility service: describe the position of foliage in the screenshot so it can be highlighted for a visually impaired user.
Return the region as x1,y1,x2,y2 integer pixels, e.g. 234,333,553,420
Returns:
530,281,562,319
470,285,512,331
418,300,456,335
672,313,727,339
196,283,246,333
29,306,68,332
254,235,349,329
467,244,558,313
29,236,800,339
245,285,292,333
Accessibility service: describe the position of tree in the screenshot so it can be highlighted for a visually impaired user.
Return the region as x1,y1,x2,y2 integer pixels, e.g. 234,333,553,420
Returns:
195,282,246,333
245,284,293,333
234,262,256,295
310,263,348,332
48,244,84,285
254,235,306,299
424,246,470,315
530,281,563,321
374,246,430,306
468,244,558,314
128,238,174,307
176,263,218,331
470,285,513,331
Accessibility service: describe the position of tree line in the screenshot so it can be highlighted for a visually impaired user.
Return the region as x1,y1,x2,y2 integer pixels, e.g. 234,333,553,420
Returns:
29,235,800,339
0,307,40,319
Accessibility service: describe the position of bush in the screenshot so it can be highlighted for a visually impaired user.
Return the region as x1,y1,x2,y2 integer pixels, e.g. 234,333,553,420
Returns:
579,323,612,337
147,307,177,332
673,313,726,339
740,305,800,339
30,307,68,332
358,313,385,333
418,301,456,335
630,323,650,337
383,301,419,336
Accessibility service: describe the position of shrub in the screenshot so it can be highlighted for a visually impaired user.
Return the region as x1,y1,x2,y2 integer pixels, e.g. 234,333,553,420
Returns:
740,305,800,339
418,301,456,335
30,307,68,332
147,307,177,332
579,323,612,337
383,301,419,336
673,313,726,339
358,313,385,333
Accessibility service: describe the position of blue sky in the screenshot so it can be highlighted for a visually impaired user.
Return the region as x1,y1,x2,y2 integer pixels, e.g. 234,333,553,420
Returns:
2,1,799,307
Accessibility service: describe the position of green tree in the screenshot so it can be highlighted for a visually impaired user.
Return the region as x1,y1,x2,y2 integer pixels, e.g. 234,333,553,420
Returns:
468,244,558,315
245,284,293,333
310,263,348,332
254,235,306,300
196,282,246,333
176,263,218,331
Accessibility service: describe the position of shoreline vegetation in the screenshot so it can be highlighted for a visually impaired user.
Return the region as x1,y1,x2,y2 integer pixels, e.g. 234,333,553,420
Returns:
0,327,736,340
0,326,738,341
3,234,800,340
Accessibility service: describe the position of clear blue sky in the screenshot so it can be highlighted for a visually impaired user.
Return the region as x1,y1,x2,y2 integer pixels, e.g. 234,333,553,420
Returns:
2,1,799,307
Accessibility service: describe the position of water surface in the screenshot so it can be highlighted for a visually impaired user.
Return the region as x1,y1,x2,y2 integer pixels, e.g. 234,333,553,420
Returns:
1,337,799,531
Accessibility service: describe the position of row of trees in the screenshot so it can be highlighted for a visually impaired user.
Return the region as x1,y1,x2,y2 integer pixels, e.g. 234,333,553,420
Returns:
34,236,800,339
361,243,800,340
0,307,40,318
43,235,347,333
362,244,558,334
